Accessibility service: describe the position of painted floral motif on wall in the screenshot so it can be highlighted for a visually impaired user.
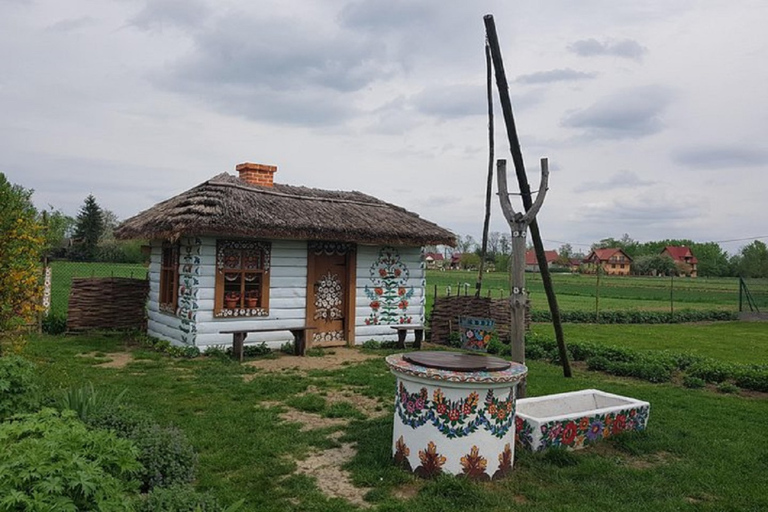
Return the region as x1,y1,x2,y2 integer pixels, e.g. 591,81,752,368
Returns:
364,247,414,325
521,406,650,451
492,443,513,480
415,441,446,478
395,382,516,439
313,271,343,321
177,238,201,345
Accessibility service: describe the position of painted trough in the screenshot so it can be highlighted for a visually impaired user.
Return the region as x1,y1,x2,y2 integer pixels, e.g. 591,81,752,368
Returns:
515,389,650,452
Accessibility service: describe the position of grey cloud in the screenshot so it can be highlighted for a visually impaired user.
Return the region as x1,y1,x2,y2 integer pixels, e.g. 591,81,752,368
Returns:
561,85,674,139
582,197,695,224
46,16,96,32
569,38,647,61
516,68,597,84
411,84,485,118
131,0,211,31
672,146,768,169
575,170,655,192
339,0,434,30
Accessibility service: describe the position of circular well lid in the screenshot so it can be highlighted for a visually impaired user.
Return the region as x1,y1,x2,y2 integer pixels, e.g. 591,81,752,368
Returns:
403,351,511,372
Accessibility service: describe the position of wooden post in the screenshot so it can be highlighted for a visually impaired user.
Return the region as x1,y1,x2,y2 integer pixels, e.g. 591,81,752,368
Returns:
484,14,572,379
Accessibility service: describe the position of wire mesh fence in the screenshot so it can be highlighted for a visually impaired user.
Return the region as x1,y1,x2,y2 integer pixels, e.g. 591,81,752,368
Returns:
739,278,768,312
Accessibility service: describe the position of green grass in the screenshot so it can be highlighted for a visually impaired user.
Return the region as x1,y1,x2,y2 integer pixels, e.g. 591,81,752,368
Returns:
426,270,762,317
531,321,768,364
14,327,768,511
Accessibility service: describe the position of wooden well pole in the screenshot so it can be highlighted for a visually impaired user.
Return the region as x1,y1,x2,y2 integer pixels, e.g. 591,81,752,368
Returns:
484,14,572,378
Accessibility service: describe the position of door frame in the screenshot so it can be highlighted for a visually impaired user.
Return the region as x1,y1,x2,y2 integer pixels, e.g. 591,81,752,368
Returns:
305,243,357,347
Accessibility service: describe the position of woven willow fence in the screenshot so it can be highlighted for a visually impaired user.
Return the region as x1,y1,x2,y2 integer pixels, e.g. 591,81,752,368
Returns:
429,294,530,344
67,277,148,331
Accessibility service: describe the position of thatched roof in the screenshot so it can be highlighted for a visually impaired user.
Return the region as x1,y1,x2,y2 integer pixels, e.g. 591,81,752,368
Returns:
115,173,456,247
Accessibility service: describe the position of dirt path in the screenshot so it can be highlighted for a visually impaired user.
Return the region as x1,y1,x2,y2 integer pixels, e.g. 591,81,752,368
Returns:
243,347,379,373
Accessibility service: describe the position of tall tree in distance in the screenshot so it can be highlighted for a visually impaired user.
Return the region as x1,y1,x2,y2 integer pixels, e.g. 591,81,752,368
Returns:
72,195,104,261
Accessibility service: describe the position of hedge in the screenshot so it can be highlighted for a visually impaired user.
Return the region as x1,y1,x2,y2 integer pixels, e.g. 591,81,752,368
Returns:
530,309,739,324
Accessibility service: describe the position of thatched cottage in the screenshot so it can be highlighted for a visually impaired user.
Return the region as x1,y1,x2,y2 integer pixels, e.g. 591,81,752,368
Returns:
115,163,455,349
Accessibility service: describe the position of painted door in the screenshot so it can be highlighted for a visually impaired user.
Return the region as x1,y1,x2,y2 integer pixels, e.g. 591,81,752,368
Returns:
307,243,356,347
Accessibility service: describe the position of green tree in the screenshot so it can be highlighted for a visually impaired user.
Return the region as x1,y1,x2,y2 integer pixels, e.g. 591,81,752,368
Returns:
40,207,75,257
736,240,768,278
0,173,44,331
632,254,676,276
72,194,104,261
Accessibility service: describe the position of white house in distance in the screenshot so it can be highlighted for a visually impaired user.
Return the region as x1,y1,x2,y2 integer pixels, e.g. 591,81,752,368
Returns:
115,163,455,349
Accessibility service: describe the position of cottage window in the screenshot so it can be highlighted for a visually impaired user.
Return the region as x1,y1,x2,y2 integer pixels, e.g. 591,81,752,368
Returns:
215,240,271,317
159,243,179,314
611,264,616,269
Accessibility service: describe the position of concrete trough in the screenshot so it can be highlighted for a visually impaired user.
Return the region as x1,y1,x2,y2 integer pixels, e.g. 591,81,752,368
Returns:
515,389,650,452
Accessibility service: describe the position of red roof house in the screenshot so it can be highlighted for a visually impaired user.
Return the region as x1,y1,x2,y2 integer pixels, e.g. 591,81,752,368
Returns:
661,246,698,277
524,250,559,272
583,248,633,275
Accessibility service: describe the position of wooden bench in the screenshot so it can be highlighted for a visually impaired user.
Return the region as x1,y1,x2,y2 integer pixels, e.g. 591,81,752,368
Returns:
220,326,316,361
390,325,424,350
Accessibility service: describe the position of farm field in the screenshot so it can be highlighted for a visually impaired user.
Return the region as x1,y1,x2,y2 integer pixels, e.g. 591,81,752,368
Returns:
531,322,768,365
425,270,764,316
13,328,768,511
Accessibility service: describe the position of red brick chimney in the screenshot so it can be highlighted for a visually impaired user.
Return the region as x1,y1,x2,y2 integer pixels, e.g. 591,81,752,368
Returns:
236,162,277,187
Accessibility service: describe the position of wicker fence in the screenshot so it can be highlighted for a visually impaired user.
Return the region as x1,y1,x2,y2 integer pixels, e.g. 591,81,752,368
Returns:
429,294,530,344
67,277,149,332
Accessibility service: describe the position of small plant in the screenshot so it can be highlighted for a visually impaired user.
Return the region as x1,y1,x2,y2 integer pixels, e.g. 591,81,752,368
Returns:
224,291,240,301
305,347,327,357
716,382,739,394
683,375,706,389
447,331,462,348
140,483,243,512
42,312,68,334
57,382,128,422
280,341,294,354
361,339,381,349
0,355,39,419
486,333,505,355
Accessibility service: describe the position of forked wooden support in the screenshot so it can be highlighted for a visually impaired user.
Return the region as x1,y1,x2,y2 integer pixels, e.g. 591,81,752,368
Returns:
497,157,549,367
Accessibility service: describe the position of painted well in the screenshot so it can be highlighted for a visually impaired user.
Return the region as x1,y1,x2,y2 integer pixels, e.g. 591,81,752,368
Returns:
515,389,650,452
386,352,527,480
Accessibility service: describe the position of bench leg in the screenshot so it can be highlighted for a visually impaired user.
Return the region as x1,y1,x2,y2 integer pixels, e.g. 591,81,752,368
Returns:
414,329,423,350
232,332,246,363
291,329,307,356
396,329,406,349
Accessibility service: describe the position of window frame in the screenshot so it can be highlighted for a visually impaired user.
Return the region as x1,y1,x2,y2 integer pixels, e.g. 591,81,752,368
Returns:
214,239,271,318
159,243,179,315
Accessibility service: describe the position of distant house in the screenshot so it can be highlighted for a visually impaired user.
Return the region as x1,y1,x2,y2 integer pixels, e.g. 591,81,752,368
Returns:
524,250,559,272
568,258,583,273
583,248,633,276
661,246,698,277
449,253,462,270
424,252,445,269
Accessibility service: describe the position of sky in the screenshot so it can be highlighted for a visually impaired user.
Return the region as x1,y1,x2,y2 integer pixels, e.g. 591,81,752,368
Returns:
2,0,767,255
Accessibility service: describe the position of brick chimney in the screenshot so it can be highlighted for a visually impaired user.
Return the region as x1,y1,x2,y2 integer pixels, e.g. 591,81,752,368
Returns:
236,162,277,187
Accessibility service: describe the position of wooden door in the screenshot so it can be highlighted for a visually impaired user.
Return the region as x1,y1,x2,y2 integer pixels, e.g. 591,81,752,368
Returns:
307,244,355,347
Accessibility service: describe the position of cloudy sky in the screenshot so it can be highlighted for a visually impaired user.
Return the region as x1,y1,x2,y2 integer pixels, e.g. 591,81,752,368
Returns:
2,0,767,255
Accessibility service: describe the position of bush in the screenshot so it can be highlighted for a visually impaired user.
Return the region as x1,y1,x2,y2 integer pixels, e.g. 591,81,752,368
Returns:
486,334,506,355
133,423,198,491
42,312,67,334
0,355,38,419
0,409,141,510
733,366,768,392
687,360,734,383
716,382,740,394
225,342,271,358
87,404,198,492
361,339,381,350
139,484,241,512
280,341,295,354
682,375,706,389
531,309,739,324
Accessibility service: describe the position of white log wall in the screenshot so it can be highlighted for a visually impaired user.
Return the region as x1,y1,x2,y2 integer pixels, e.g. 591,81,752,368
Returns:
146,238,426,348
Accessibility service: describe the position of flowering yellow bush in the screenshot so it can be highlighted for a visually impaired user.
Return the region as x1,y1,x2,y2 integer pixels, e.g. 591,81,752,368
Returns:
0,174,44,331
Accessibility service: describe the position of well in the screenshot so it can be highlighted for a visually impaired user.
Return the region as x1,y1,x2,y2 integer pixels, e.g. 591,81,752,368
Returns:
386,351,527,480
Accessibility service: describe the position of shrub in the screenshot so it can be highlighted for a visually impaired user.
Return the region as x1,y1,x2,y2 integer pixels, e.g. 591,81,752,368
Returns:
716,382,739,394
733,366,768,392
280,341,295,354
87,404,198,492
0,355,38,419
139,484,242,512
682,375,706,389
133,423,198,491
225,342,271,358
687,360,734,383
531,309,739,324
586,356,611,372
0,408,141,510
42,312,67,334
361,339,381,350
486,334,506,355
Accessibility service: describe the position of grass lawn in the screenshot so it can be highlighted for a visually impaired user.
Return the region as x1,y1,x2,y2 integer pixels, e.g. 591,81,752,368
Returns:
16,326,768,511
426,270,752,315
531,322,768,365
